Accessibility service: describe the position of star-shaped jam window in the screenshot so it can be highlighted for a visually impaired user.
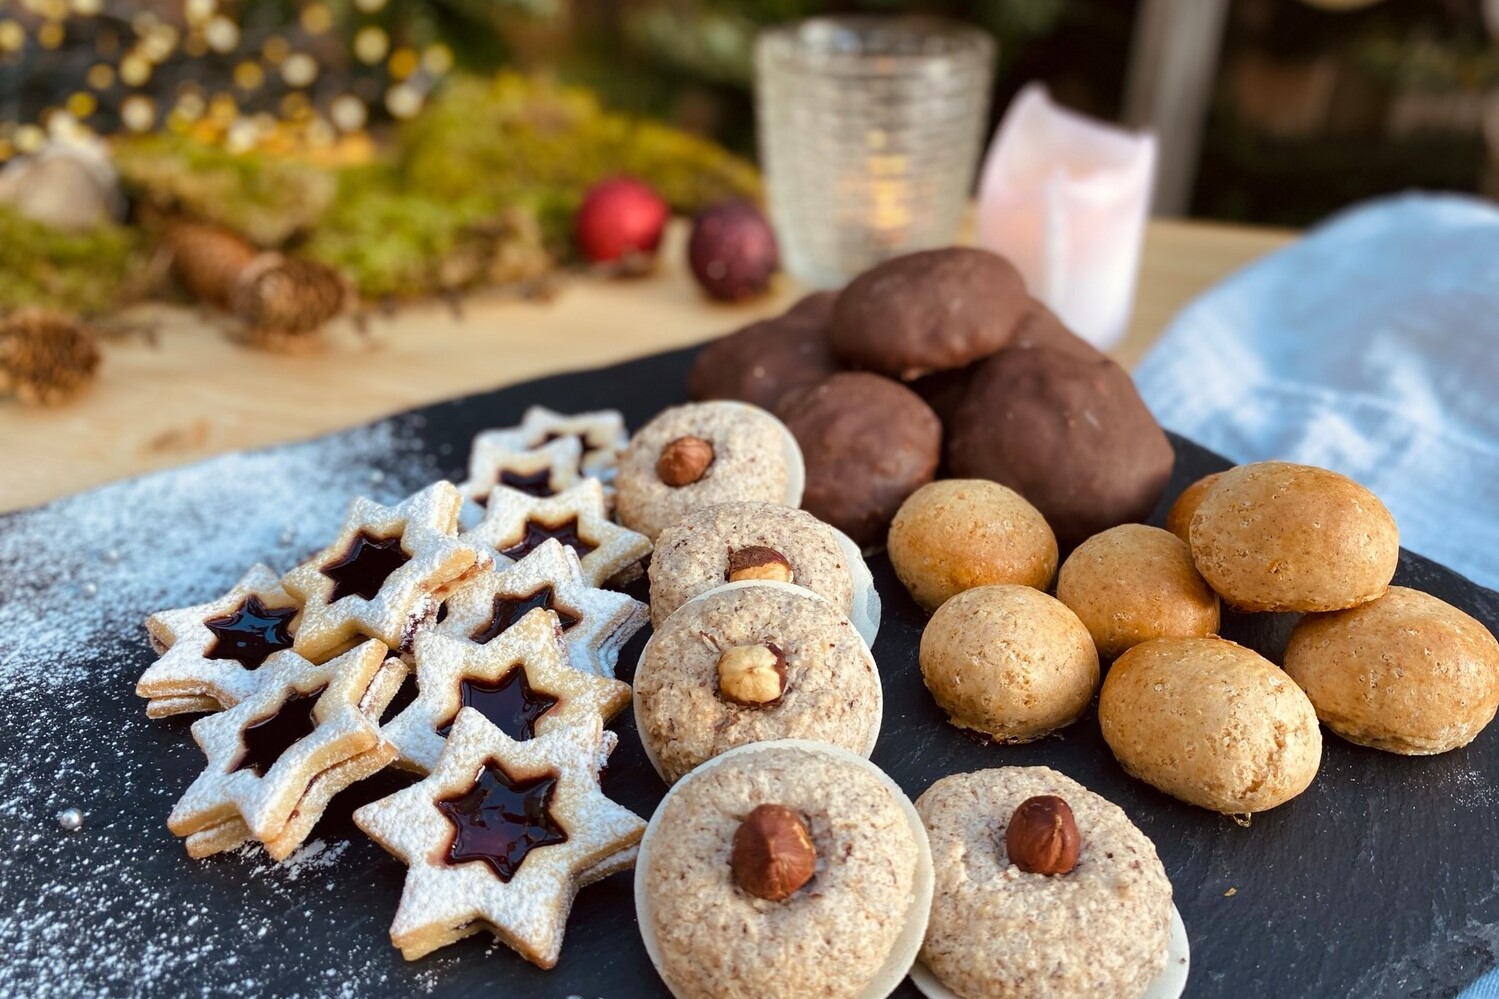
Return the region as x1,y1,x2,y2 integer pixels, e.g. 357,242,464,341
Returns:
463,479,650,588
437,667,559,742
233,687,324,776
205,595,298,669
353,711,645,966
436,760,568,882
469,586,580,645
499,518,596,563
497,468,556,498
541,430,598,460
323,531,410,601
381,616,631,774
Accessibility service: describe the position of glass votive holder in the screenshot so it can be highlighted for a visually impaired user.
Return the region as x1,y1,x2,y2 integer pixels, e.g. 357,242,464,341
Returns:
755,16,996,288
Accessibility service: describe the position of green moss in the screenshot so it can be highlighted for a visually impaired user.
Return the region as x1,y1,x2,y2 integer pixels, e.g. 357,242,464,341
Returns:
109,73,760,301
114,133,336,247
0,207,141,314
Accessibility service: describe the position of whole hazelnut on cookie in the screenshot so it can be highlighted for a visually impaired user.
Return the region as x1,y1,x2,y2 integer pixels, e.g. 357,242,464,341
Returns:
657,436,714,486
718,643,788,706
1005,795,1081,876
726,545,795,584
731,803,817,901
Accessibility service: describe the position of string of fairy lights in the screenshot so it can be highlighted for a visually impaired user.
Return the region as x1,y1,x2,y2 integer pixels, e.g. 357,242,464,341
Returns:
0,0,456,161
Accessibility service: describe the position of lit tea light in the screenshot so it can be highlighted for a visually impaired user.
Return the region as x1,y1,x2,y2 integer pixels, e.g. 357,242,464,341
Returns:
976,83,1157,350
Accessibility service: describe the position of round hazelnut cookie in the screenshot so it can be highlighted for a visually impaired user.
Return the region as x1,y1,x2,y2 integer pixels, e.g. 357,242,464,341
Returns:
919,585,1098,743
633,580,882,783
1056,524,1219,660
888,480,1058,613
829,247,1029,380
649,501,881,646
615,400,805,540
915,767,1173,999
1164,471,1223,543
687,292,841,411
1284,586,1499,755
776,372,941,550
1099,637,1322,814
1188,462,1399,612
636,740,933,999
945,346,1175,549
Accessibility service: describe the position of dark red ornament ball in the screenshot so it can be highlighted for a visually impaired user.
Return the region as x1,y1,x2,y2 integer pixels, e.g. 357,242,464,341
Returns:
687,200,780,301
574,176,670,266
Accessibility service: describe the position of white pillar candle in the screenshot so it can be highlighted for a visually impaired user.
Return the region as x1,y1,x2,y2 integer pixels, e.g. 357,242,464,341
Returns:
976,83,1158,350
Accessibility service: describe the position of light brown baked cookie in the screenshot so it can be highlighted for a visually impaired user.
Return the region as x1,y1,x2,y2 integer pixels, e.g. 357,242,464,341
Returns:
1056,524,1219,660
1099,637,1322,814
633,581,882,783
635,740,932,999
615,401,805,541
916,767,1172,999
1187,462,1399,612
648,501,874,643
887,480,1057,613
1284,586,1499,755
919,585,1097,742
1165,471,1223,543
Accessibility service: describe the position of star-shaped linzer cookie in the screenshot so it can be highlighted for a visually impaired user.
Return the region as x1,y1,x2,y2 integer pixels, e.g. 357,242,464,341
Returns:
435,538,647,678
168,639,404,861
457,434,583,508
472,406,628,482
138,564,303,718
282,482,491,660
353,709,645,966
382,612,631,773
462,479,650,588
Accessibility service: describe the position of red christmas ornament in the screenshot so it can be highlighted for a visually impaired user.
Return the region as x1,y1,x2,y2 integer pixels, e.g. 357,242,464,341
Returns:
574,176,670,269
687,200,779,301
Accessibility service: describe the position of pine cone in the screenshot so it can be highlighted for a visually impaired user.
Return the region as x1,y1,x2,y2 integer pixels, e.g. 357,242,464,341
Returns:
165,220,259,308
0,308,101,406
230,254,349,336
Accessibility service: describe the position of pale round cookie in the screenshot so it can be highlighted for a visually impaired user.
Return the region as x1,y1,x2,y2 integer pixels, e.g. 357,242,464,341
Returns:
1164,471,1223,543
1099,637,1322,813
633,581,882,783
616,401,805,540
888,480,1058,613
649,501,881,646
1188,462,1399,612
915,767,1173,999
1284,586,1499,755
1056,524,1220,660
635,740,934,999
919,585,1098,742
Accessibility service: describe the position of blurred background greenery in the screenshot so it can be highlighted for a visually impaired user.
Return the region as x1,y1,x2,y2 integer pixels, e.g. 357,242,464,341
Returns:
5,0,1499,229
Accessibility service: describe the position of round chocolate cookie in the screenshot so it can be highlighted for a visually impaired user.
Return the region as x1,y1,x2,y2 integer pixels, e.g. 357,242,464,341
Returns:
777,372,941,550
946,345,1174,548
636,740,932,999
829,247,1029,380
910,300,1100,427
633,581,882,783
687,293,842,411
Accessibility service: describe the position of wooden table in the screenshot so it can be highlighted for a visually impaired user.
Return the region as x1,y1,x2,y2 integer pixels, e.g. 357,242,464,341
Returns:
0,218,1292,514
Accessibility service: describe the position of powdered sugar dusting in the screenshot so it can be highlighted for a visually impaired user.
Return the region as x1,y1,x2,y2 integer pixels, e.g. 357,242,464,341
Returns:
0,415,483,997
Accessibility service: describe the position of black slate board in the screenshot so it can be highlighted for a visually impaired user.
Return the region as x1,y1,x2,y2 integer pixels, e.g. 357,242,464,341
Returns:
1,346,1497,999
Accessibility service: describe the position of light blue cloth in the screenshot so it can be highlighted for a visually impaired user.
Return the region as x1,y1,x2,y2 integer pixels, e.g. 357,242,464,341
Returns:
1135,193,1499,593
1135,193,1499,997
